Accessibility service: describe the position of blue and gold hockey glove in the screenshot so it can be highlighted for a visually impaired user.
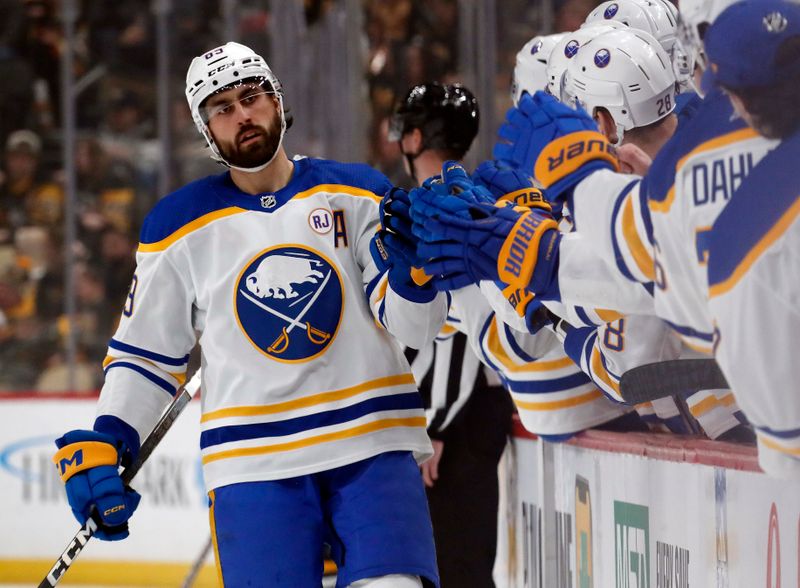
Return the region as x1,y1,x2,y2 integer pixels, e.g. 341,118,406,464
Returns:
492,91,619,205
410,161,561,294
471,159,560,214
371,186,435,299
53,429,141,541
378,186,420,268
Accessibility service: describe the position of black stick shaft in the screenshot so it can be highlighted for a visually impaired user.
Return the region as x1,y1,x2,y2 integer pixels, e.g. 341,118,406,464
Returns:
619,359,729,404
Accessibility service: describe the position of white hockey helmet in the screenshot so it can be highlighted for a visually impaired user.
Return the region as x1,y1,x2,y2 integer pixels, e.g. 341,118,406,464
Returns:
562,28,677,144
545,22,624,99
585,0,678,52
185,42,287,172
511,33,566,105
676,0,743,80
585,0,694,92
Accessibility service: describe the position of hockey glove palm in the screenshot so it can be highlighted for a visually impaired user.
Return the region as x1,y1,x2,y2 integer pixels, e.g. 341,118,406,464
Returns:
493,91,619,204
53,430,141,541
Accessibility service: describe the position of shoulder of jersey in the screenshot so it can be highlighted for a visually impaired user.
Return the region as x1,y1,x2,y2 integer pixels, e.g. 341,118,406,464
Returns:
140,173,232,246
297,157,393,199
708,129,800,293
644,90,746,203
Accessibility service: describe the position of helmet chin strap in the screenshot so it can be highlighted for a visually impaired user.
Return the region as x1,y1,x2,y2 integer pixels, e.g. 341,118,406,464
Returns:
399,140,425,186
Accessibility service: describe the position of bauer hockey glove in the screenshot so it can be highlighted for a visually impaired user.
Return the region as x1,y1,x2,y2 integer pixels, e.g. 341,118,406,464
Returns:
53,428,141,541
411,161,561,294
493,91,619,205
471,159,561,216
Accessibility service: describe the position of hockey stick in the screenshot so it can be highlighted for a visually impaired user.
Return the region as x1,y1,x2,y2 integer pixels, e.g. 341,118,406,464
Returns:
180,536,214,588
38,369,203,588
618,359,729,404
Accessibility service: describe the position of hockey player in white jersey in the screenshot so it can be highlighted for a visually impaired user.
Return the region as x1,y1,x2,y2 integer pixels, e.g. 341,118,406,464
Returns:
405,2,785,468
554,27,748,438
51,42,446,587
702,0,800,476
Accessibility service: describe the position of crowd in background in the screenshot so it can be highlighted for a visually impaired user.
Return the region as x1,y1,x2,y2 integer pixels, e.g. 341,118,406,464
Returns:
0,0,600,392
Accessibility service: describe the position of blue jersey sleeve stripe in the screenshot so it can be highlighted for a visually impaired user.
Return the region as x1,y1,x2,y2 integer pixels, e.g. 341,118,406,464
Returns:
200,391,422,449
104,362,177,397
755,424,800,439
504,371,591,394
660,319,714,342
599,350,622,381
109,339,190,367
562,326,596,368
503,324,537,363
478,314,502,374
710,195,800,297
708,129,800,295
364,270,385,301
573,306,594,327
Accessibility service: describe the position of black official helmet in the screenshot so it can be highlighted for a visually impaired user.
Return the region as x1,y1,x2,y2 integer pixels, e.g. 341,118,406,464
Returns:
389,82,480,156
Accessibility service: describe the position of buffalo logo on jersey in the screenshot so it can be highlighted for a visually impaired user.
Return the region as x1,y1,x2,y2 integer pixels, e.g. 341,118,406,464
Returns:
531,40,544,55
604,3,619,19
234,246,343,362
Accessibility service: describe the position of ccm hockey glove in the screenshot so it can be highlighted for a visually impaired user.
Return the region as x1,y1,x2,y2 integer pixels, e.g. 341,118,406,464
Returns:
53,429,141,541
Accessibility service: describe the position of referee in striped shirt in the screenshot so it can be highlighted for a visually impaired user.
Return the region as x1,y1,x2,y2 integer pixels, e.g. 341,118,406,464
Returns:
390,82,515,588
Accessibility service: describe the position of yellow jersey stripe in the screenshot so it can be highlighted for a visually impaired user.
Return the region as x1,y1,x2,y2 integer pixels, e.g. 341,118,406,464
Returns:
689,392,736,418
680,337,714,355
650,185,675,214
622,194,656,280
208,490,225,588
439,324,458,335
201,373,416,422
513,388,604,411
202,416,426,464
486,319,575,373
596,308,625,323
709,195,800,298
758,434,800,457
292,183,382,203
676,128,760,173
590,346,621,396
375,275,389,304
138,207,246,253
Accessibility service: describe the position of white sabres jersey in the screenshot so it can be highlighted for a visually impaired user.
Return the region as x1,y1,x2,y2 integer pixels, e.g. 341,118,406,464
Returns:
460,285,629,437
563,314,743,439
97,157,447,491
562,90,777,353
708,129,800,478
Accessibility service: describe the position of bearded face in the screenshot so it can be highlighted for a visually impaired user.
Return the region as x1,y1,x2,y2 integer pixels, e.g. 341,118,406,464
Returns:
212,101,283,169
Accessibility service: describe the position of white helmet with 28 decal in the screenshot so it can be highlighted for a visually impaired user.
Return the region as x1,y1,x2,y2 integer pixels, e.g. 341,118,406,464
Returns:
561,28,677,145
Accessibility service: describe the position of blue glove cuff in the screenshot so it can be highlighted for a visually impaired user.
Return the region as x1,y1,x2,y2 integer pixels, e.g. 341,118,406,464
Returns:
94,415,141,467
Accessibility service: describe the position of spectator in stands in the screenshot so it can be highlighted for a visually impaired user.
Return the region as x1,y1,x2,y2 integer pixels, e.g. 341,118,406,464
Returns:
97,227,136,308
0,129,63,241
